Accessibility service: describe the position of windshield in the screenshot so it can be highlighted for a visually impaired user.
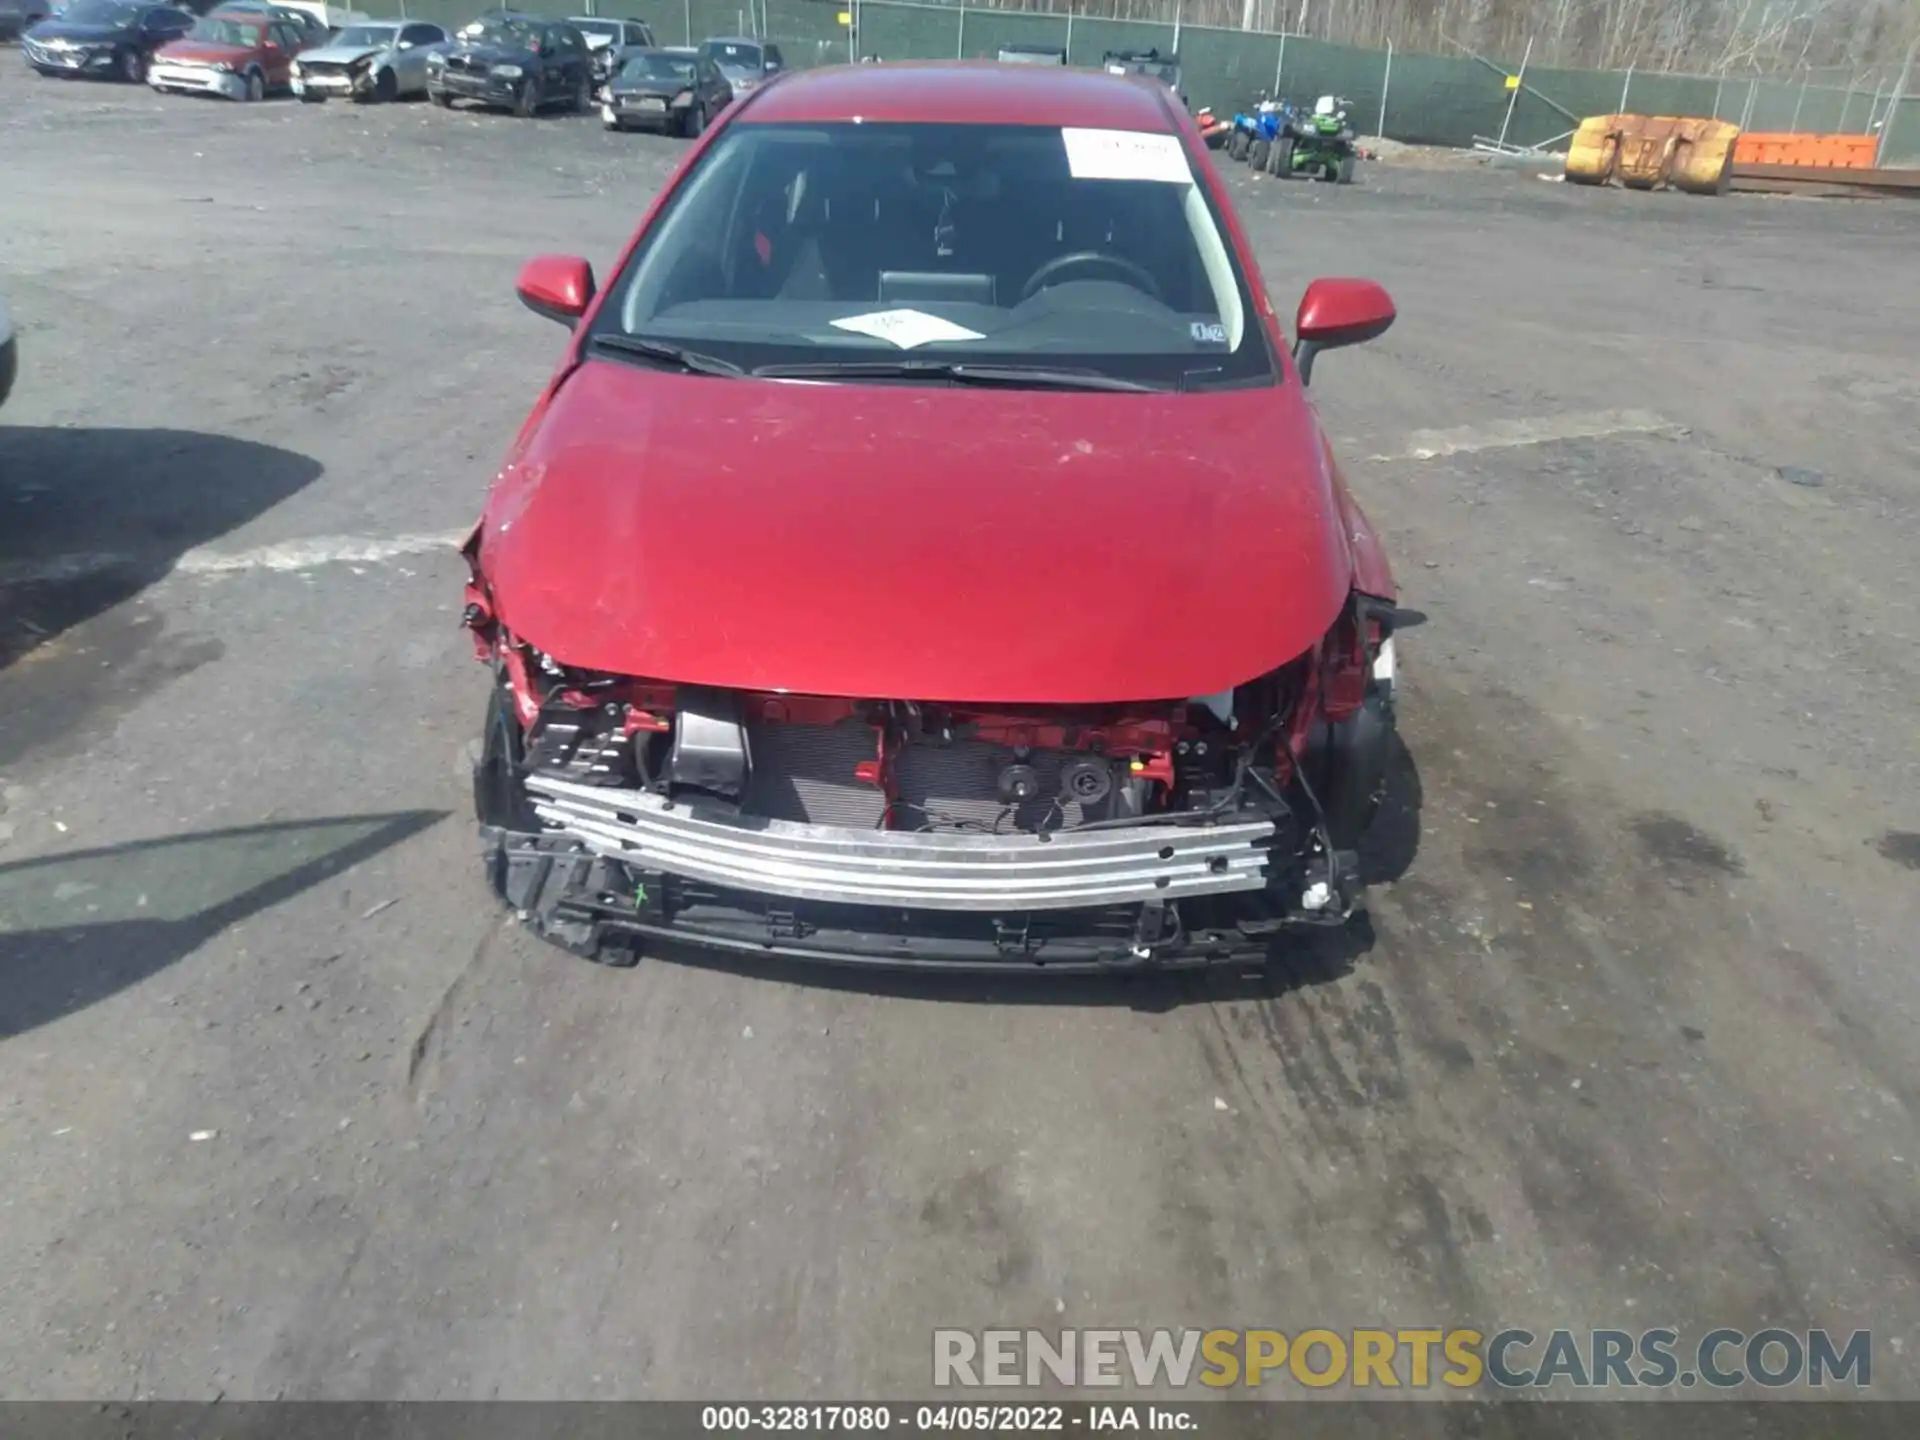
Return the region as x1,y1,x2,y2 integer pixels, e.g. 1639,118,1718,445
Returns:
571,18,617,38
459,15,533,46
61,0,141,23
620,50,694,81
189,14,264,43
591,121,1269,390
704,40,759,70
331,23,397,46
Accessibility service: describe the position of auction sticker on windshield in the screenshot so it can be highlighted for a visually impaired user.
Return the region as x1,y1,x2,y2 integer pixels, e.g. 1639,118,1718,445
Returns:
830,310,987,350
1061,128,1192,183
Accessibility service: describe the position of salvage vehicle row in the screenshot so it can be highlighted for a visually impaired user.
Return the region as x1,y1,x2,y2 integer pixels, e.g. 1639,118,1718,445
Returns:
16,2,782,125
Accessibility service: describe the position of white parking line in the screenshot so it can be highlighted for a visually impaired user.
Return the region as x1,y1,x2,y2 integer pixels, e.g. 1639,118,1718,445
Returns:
1371,409,1679,462
0,530,468,589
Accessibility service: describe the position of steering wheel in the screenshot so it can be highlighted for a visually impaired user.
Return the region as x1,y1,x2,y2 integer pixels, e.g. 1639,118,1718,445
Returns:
1019,251,1164,305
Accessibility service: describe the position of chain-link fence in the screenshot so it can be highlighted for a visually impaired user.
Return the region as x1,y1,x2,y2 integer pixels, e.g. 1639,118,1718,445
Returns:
390,0,1920,165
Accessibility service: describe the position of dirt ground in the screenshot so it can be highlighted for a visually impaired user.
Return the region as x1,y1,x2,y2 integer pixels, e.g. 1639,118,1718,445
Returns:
2,62,1917,1412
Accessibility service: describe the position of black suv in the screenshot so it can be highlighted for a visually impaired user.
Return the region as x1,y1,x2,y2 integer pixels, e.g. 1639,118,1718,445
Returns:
427,9,593,117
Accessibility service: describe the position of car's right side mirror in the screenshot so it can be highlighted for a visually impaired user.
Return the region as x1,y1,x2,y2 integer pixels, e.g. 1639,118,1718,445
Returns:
1292,277,1395,386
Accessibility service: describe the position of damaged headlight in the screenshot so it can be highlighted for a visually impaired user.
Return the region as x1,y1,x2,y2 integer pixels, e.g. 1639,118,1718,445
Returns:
492,63,523,78
426,50,445,67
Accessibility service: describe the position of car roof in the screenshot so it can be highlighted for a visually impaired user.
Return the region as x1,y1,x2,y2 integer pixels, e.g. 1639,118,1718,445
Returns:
740,61,1180,131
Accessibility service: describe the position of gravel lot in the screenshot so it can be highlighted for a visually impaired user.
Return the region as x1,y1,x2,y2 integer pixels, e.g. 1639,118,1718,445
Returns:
2,62,1917,1408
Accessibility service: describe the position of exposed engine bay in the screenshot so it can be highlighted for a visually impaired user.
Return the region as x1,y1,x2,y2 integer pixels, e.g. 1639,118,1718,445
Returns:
467,586,1398,972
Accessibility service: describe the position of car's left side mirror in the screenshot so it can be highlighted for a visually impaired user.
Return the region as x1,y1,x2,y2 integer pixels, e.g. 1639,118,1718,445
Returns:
1292,277,1395,386
516,254,596,328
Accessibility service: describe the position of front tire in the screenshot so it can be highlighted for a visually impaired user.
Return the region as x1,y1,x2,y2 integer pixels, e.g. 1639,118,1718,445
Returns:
1248,136,1269,170
1310,687,1395,852
512,74,538,117
119,46,146,83
683,100,704,138
430,84,452,107
1336,153,1356,184
1227,129,1248,161
1268,135,1294,176
473,682,538,833
573,73,590,112
242,66,264,102
371,66,397,103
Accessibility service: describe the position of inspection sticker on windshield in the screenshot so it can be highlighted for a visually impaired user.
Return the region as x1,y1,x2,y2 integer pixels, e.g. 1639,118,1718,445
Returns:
830,309,986,350
1061,127,1192,183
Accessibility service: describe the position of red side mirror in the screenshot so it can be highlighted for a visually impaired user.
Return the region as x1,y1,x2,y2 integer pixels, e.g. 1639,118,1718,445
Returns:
1293,277,1395,385
515,255,596,328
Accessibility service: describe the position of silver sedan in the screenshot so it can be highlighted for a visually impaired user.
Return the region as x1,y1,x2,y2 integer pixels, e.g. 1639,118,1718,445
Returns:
290,18,447,102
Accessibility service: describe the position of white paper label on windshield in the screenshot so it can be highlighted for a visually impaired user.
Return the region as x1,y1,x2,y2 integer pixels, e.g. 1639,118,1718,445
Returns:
830,309,986,350
1061,127,1192,183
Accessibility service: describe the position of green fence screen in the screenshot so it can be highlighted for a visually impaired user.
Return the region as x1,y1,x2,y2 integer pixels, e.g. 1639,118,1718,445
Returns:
389,0,1918,164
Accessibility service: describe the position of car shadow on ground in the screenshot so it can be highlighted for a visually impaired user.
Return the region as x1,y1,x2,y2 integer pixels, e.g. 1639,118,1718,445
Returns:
0,426,322,765
0,810,446,1040
649,736,1425,1013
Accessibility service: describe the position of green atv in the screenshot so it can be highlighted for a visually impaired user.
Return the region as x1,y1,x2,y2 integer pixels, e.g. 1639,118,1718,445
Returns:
1264,95,1360,184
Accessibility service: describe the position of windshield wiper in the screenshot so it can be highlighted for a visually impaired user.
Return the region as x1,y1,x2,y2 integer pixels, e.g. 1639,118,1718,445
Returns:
589,333,744,378
751,360,1160,392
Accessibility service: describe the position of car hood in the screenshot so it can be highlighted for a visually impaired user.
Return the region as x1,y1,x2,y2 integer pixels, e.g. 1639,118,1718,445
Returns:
475,358,1359,705
28,20,134,40
444,40,530,63
299,40,384,63
158,38,258,61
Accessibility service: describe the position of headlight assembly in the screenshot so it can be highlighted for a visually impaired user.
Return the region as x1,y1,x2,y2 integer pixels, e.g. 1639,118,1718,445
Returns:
492,63,523,79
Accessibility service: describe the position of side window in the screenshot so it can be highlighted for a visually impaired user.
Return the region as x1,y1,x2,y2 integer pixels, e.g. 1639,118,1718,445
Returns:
270,21,300,48
764,44,783,68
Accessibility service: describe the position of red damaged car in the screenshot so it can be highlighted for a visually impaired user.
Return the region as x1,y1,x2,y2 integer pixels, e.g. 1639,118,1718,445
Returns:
461,61,1402,972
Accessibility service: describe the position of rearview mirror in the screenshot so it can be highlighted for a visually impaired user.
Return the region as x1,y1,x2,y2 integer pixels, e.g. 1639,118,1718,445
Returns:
1292,277,1395,385
516,254,596,328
